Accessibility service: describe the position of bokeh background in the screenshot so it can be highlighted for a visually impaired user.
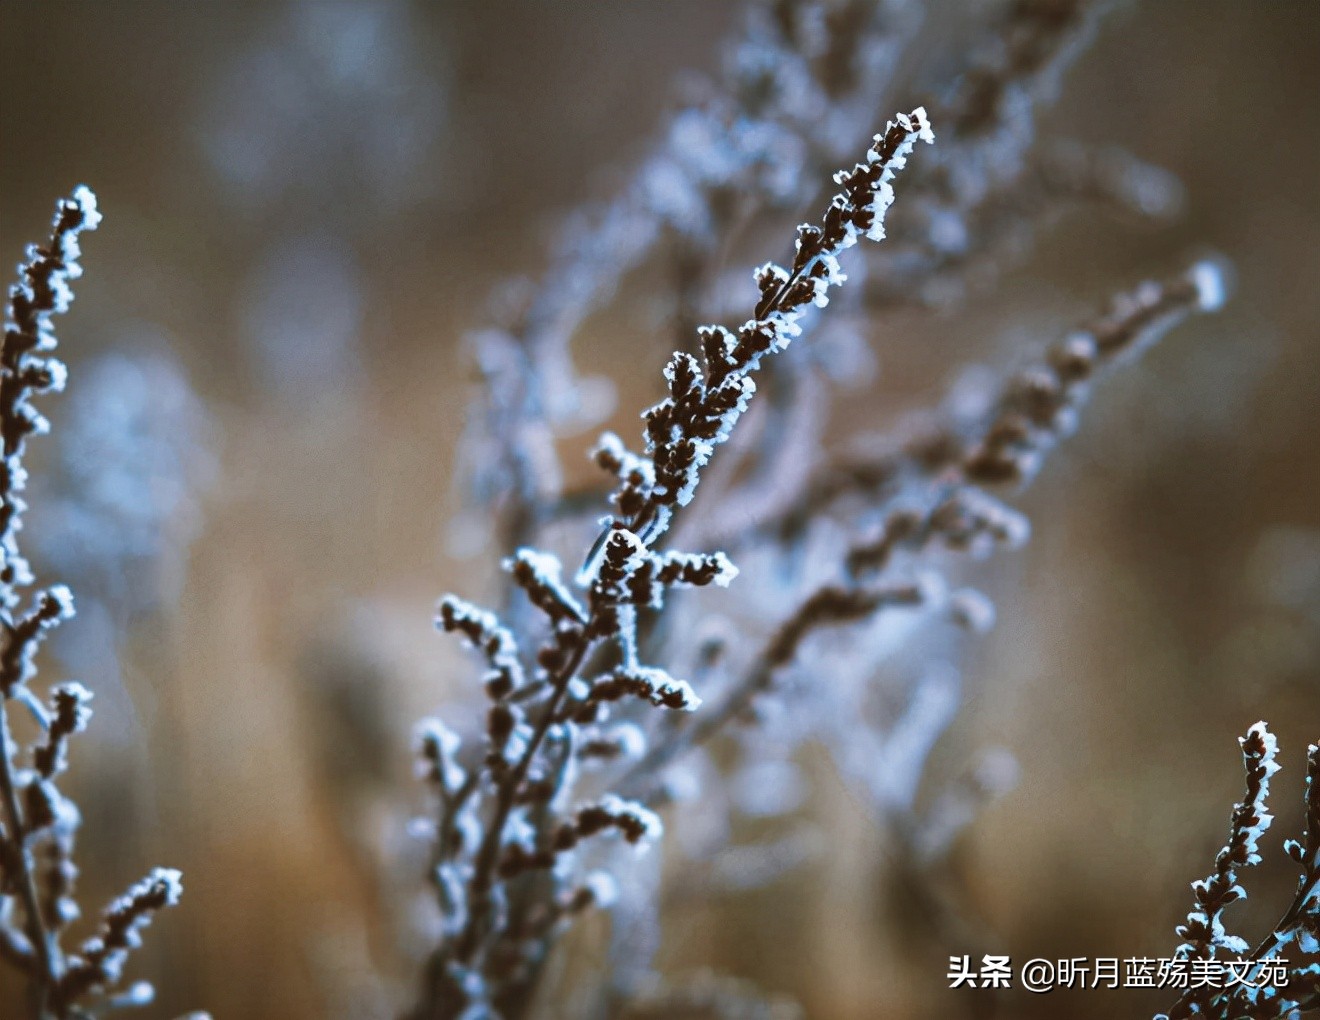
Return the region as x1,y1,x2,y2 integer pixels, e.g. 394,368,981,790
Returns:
1,2,1318,1018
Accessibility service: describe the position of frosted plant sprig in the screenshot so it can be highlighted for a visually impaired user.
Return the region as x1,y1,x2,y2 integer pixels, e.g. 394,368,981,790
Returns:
765,261,1228,543
52,868,184,1014
2,188,100,1010
1158,726,1320,1020
2,187,99,619
453,0,917,564
409,110,933,1020
1175,724,1279,966
1,192,189,1019
623,262,1225,799
961,262,1226,486
608,108,934,546
665,0,1182,559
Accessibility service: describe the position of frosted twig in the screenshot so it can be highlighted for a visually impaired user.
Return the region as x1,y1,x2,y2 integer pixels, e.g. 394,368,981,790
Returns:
1,191,188,1018
409,109,934,1019
1158,727,1320,1020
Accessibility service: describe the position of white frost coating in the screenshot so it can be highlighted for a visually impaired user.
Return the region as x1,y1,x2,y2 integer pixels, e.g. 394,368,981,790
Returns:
505,547,586,622
674,442,712,506
436,863,469,933
56,681,95,723
656,549,740,588
857,107,934,243
504,808,537,851
453,804,482,857
502,721,534,764
43,358,69,394
118,983,155,1008
45,584,77,620
71,185,103,230
709,375,757,443
415,716,466,791
709,551,738,587
1189,258,1230,312
663,351,702,392
595,794,664,846
755,261,790,292
437,596,508,649
588,526,651,594
594,431,655,486
581,870,619,909
621,666,702,712
437,594,524,689
152,867,185,906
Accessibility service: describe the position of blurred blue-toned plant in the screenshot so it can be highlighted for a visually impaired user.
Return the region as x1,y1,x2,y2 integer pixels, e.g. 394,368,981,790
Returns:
1,191,187,1019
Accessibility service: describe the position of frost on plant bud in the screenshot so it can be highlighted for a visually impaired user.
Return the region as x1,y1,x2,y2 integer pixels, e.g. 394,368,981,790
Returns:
575,795,663,847
948,588,996,633
589,526,649,598
1189,258,1230,313
592,666,702,712
436,594,524,698
2,584,76,696
505,548,587,625
655,550,739,589
32,681,95,780
415,717,466,793
575,871,618,910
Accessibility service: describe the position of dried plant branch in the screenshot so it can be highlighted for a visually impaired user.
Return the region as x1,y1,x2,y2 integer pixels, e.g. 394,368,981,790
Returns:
764,261,1227,544
408,108,934,1020
619,261,1224,803
1,190,188,1019
1158,726,1320,1020
644,0,1179,557
453,0,919,570
404,5,1243,1016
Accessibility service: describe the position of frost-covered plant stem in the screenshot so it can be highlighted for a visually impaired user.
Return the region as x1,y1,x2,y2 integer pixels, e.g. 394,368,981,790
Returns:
764,262,1226,543
411,110,934,1020
0,696,55,1006
0,190,100,1016
1,192,188,1019
623,262,1225,801
456,0,920,570
1158,726,1320,1020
